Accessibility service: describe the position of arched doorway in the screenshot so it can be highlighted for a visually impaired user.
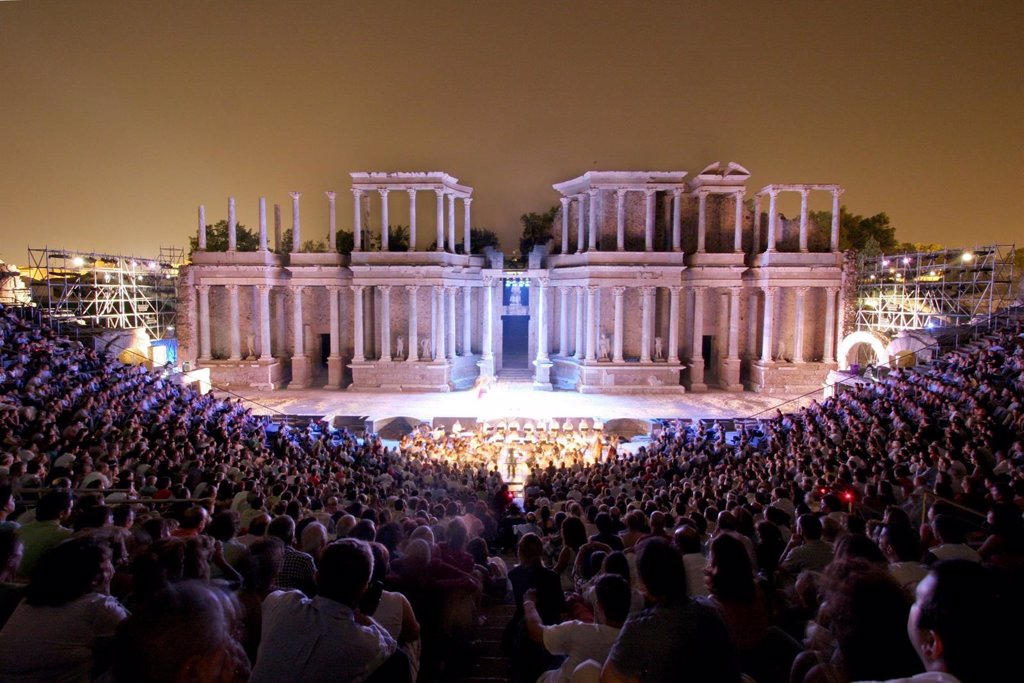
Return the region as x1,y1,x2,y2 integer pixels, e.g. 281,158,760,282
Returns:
501,315,530,368
836,331,890,371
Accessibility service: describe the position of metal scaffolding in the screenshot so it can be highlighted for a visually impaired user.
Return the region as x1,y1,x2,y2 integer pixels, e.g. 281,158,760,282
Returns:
24,247,183,339
854,244,1016,336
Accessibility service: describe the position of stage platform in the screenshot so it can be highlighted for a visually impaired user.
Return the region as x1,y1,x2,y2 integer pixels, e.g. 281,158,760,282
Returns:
225,380,815,429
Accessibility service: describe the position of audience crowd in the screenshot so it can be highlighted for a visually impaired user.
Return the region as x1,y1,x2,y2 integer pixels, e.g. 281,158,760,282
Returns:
0,301,1021,683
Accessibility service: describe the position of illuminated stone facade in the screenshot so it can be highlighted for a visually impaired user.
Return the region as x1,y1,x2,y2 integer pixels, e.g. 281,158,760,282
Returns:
179,164,845,394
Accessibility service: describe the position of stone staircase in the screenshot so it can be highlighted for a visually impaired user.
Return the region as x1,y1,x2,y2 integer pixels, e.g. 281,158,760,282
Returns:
455,600,516,683
497,367,534,382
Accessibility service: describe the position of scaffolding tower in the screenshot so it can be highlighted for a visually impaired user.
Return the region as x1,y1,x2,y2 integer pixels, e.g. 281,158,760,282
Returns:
25,247,183,340
854,244,1016,336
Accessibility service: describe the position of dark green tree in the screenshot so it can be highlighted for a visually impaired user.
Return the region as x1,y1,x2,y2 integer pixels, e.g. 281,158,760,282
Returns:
518,206,558,258
188,220,259,255
810,207,899,253
467,227,501,254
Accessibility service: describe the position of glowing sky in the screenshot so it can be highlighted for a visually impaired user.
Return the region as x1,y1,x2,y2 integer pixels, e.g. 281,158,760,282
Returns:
1,0,1021,260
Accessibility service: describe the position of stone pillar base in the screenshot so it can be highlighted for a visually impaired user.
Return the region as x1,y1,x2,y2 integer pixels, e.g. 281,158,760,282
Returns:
477,356,495,378
325,356,344,389
687,361,707,392
719,358,743,392
533,359,553,391
289,355,311,389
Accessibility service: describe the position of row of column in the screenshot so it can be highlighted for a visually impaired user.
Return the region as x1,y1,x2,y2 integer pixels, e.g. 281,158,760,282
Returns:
557,188,748,255
351,189,472,253
753,188,843,254
533,283,841,368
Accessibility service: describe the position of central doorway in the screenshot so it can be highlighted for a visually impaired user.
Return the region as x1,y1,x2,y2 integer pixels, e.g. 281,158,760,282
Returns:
501,315,529,368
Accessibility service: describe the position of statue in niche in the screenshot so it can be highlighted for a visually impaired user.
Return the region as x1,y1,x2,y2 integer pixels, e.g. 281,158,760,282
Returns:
395,334,404,360
420,338,431,361
245,333,257,360
654,336,663,361
599,333,610,361
509,284,522,306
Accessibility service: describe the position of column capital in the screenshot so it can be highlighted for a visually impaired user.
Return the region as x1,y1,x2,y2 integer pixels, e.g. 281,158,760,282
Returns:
482,276,495,287
462,196,473,206
762,285,778,296
729,285,743,296
405,284,420,293
536,276,550,288
352,188,364,198
733,188,746,200
257,283,273,294
575,193,587,201
692,285,707,293
612,286,626,297
350,284,365,295
668,285,683,295
289,191,301,200
197,283,210,293
225,283,238,292
325,284,341,295
433,284,445,294
672,187,684,198
378,284,392,294
768,188,780,198
826,286,840,296
444,284,458,294
434,189,446,198
559,196,571,207
640,285,655,296
325,191,336,201
795,286,810,295
697,187,710,198
586,284,599,294
616,188,628,199
799,188,810,198
377,188,390,197
447,194,456,205
832,188,845,198
643,188,656,197
587,188,600,197
406,188,417,198
291,284,305,294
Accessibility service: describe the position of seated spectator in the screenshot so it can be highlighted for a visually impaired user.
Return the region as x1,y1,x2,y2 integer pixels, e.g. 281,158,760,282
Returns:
778,514,833,579
977,503,1024,570
525,573,630,683
589,512,624,551
0,535,128,681
507,533,566,682
601,537,740,683
15,489,72,578
267,514,316,596
923,515,981,564
0,528,25,629
364,543,420,682
113,580,249,683
879,522,928,592
674,524,710,598
251,538,404,683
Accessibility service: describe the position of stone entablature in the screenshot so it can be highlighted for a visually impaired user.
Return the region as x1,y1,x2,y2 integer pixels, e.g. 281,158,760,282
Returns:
181,164,845,395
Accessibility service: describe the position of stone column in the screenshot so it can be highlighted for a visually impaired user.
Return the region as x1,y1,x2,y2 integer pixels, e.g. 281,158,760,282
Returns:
258,197,268,252
765,189,778,253
794,286,808,362
733,190,745,253
482,278,495,360
753,194,763,253
830,189,843,252
326,285,342,387
434,285,446,359
688,286,707,390
197,284,211,361
668,286,681,364
290,192,301,252
560,197,571,254
696,190,708,253
799,189,810,252
352,285,365,362
379,285,392,361
446,286,456,359
760,286,777,363
463,198,472,255
435,190,445,252
447,195,456,255
226,284,241,360
352,190,363,251
535,277,549,362
462,285,472,355
574,286,585,360
197,205,207,250
587,189,599,251
406,285,419,362
672,189,682,252
326,191,336,252
640,286,653,362
612,286,626,362
616,189,627,251
407,190,417,251
576,195,586,254
719,286,743,391
644,189,655,252
824,286,838,363
558,286,569,356
378,189,390,251
227,197,237,252
289,285,310,387
430,287,437,358
259,284,273,362
585,285,598,361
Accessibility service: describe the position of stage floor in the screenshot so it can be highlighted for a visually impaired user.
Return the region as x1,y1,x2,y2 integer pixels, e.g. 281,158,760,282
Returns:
224,381,816,424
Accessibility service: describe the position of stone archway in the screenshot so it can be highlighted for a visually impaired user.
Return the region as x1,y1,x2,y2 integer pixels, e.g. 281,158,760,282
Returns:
836,330,890,371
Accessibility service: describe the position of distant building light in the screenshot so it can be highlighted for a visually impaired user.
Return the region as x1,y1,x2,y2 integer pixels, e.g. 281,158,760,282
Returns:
72,256,85,267
961,252,974,262
881,259,890,266
902,257,911,265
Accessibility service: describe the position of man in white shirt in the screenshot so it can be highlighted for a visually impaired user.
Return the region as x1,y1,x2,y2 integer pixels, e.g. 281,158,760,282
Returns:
251,538,404,683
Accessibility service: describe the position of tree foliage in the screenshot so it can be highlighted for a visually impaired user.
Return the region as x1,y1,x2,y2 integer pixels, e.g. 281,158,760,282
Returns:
188,220,259,255
810,206,899,253
468,227,501,254
518,206,558,258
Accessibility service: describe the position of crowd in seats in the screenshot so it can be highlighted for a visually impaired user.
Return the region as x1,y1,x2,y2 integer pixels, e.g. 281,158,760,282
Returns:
0,300,1022,682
